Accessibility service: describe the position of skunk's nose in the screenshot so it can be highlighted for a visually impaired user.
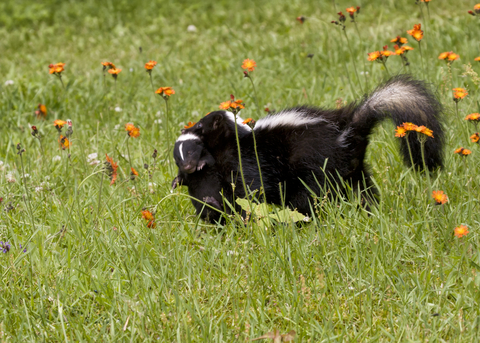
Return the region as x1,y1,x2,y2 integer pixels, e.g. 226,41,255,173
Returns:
182,164,196,174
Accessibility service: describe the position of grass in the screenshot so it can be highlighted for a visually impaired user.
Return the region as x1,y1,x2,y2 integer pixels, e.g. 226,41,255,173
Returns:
0,0,480,341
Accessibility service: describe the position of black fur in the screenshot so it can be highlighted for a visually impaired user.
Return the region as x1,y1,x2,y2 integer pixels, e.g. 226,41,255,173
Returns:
178,75,444,216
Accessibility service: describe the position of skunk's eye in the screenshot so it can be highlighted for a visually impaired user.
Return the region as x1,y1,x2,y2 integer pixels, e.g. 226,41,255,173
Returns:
197,123,203,129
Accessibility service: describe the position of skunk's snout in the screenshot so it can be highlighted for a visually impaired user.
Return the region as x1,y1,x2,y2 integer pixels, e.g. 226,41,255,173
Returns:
182,164,196,174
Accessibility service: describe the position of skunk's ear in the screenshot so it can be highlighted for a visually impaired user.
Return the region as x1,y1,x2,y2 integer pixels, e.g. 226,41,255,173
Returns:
212,113,225,130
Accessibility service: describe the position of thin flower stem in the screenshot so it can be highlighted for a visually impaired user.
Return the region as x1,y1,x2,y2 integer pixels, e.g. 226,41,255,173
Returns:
420,138,431,193
149,73,155,94
405,133,416,171
163,98,172,172
381,60,391,77
251,130,265,203
455,101,459,118
247,76,260,113
353,21,369,91
126,137,137,192
57,74,65,89
233,115,248,198
418,41,427,80
343,29,364,94
19,154,36,233
96,169,104,224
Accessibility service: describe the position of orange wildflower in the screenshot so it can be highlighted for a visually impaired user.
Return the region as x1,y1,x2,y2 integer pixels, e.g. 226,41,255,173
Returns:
219,101,232,110
432,191,448,205
184,121,196,129
296,16,306,24
402,122,418,131
155,87,175,98
241,59,257,72
407,24,423,42
345,6,359,19
242,118,253,125
380,45,395,58
465,113,480,122
475,57,480,61
49,63,65,74
395,126,407,137
105,154,119,186
470,132,480,143
141,210,156,228
453,88,468,101
475,4,480,12
414,125,434,138
391,36,408,45
125,123,140,138
58,135,70,150
101,62,116,70
35,104,47,119
438,51,460,62
454,225,469,238
454,147,472,156
54,119,67,129
145,60,157,71
131,167,139,176
367,51,381,61
108,68,122,78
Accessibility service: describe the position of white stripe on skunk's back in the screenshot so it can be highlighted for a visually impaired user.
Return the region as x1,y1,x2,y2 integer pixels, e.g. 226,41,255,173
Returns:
254,109,327,131
176,133,201,142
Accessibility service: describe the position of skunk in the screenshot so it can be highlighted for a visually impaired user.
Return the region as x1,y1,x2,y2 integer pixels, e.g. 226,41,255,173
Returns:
179,75,444,215
172,134,226,222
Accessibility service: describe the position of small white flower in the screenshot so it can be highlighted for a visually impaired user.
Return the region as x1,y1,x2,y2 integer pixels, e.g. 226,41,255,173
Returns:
226,251,236,256
156,111,163,117
154,119,162,124
6,173,15,183
115,106,122,112
114,124,120,130
53,155,62,162
4,80,14,86
148,182,157,194
191,110,199,117
35,186,43,193
179,79,183,85
87,153,98,161
129,68,134,72
89,160,100,166
44,176,50,181
360,71,369,75
24,173,30,178
187,25,197,33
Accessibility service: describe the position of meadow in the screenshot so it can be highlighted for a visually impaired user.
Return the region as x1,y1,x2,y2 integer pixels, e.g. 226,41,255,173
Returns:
1,0,480,341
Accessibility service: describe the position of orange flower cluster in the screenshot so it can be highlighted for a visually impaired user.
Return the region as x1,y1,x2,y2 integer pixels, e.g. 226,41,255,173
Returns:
108,68,122,78
219,95,245,114
395,122,433,138
49,63,65,75
145,60,157,71
453,88,468,101
102,62,116,71
35,104,47,119
468,4,480,16
368,46,395,62
345,6,360,20
438,51,460,62
184,121,196,129
407,24,423,42
54,119,67,130
105,154,119,185
141,209,156,228
454,147,472,156
394,44,413,56
59,135,70,150
242,59,257,72
475,57,480,62
391,36,408,45
465,113,480,122
454,225,469,238
130,167,139,180
156,87,175,99
125,123,140,138
431,191,448,205
470,132,480,143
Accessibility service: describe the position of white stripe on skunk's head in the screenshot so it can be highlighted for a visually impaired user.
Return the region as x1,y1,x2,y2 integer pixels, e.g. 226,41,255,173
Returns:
176,133,201,143
254,109,327,130
222,111,252,131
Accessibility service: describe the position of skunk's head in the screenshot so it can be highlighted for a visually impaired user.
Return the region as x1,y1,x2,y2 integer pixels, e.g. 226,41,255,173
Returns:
184,110,251,149
173,133,215,174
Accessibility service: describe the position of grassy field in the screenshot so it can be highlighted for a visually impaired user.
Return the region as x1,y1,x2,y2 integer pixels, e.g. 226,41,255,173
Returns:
1,0,480,341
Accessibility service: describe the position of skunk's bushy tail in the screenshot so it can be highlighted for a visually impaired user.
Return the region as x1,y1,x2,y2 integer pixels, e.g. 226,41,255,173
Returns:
352,75,444,170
